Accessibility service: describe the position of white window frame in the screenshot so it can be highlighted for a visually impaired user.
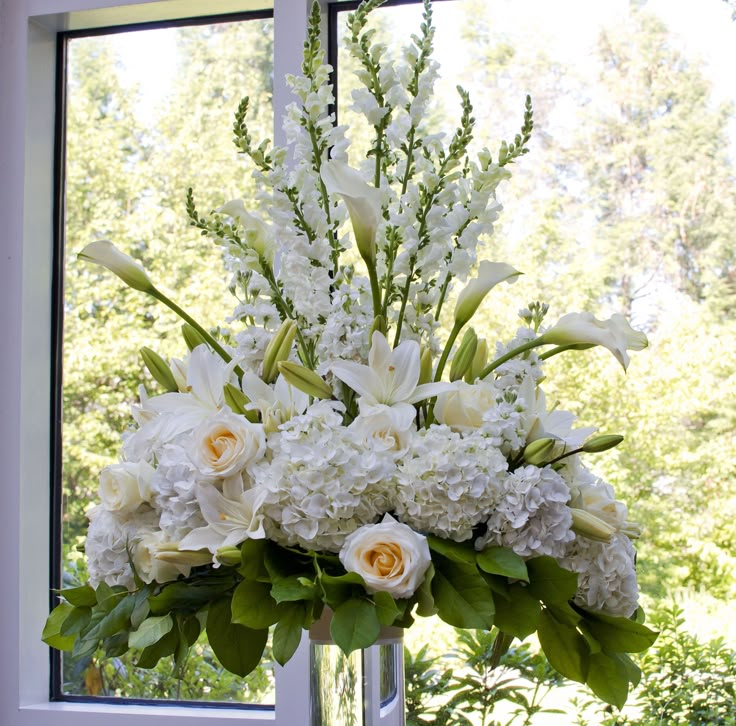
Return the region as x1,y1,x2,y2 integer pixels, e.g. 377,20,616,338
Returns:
0,0,335,723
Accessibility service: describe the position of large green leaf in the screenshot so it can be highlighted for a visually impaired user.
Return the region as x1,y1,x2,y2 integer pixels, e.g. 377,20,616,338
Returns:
231,580,281,629
238,539,269,581
526,557,578,605
271,575,316,603
538,608,589,683
128,614,174,650
476,546,529,581
414,562,437,617
42,603,77,651
272,602,306,666
206,598,268,678
59,584,97,608
373,591,400,626
60,606,91,637
431,557,495,629
148,577,235,614
578,608,658,653
319,571,365,608
137,622,180,669
330,599,381,654
492,583,541,639
84,593,135,641
586,651,630,708
427,536,477,565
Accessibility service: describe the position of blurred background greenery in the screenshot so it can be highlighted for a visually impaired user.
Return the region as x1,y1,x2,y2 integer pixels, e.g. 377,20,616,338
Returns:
59,1,736,721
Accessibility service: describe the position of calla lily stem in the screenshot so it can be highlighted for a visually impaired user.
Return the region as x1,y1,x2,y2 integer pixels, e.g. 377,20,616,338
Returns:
478,337,547,380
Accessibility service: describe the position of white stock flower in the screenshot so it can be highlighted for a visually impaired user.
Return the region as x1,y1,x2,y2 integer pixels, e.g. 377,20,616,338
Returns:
219,199,273,258
339,514,431,598
542,312,648,371
99,462,147,513
191,410,266,478
477,465,574,557
331,331,450,411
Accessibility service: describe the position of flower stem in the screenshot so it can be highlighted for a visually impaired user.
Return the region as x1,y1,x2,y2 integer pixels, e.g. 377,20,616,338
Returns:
477,338,546,381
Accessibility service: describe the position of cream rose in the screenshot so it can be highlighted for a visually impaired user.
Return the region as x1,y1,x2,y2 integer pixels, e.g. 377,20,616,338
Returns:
339,514,431,598
348,403,415,454
434,381,498,431
192,410,266,478
99,462,145,513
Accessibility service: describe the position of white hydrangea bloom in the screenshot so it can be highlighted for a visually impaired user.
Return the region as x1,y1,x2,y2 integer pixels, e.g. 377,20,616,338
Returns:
249,401,395,552
394,426,508,542
476,465,574,557
560,533,639,618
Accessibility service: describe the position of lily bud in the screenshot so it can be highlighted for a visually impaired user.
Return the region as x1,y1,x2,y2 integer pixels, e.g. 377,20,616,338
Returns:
154,546,213,567
454,261,522,327
223,383,259,423
278,361,333,400
262,319,298,383
370,314,387,339
140,347,178,393
418,347,434,386
182,323,207,351
522,437,557,466
215,546,243,568
78,241,154,293
449,328,478,382
465,337,488,383
582,434,624,453
570,508,616,542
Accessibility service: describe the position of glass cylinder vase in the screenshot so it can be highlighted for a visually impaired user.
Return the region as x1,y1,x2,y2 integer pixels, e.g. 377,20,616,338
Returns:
309,610,405,726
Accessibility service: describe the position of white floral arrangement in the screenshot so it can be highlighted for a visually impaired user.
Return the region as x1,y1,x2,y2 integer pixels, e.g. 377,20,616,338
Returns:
44,0,657,708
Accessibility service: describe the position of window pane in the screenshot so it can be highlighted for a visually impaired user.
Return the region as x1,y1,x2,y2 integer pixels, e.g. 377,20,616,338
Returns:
336,0,736,718
60,15,275,704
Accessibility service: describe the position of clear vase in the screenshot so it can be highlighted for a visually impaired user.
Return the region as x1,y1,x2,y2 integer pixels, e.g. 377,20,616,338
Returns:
309,610,405,726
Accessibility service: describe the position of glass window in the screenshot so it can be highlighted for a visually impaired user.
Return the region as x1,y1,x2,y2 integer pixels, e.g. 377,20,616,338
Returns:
56,12,275,706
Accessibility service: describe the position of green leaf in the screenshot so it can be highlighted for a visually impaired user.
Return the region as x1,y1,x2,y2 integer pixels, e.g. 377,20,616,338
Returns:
231,580,281,629
42,603,77,651
206,598,268,678
476,547,529,581
526,557,578,605
271,575,316,603
130,590,151,630
330,599,381,654
85,593,135,641
492,584,541,639
538,608,589,683
427,536,477,565
129,614,174,650
414,562,437,617
137,622,179,669
238,539,269,581
95,583,128,612
578,608,659,653
608,651,642,688
586,651,630,709
180,614,202,646
59,584,97,608
148,577,234,614
320,571,365,608
431,557,495,629
373,591,400,626
273,602,305,666
103,632,130,658
60,606,91,637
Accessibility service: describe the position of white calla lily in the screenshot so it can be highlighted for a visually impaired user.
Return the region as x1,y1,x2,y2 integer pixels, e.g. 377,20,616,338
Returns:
321,159,382,264
331,331,451,409
542,312,648,370
79,240,154,292
454,261,522,326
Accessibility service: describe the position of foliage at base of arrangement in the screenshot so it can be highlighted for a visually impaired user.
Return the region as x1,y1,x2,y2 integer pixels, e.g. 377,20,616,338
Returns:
44,538,656,709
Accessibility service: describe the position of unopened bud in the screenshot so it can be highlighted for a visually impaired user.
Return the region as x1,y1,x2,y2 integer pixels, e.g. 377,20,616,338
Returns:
570,508,616,542
155,546,213,567
582,434,624,453
465,338,488,383
215,546,243,567
262,319,298,383
522,437,557,466
140,347,178,393
418,347,434,385
278,361,333,400
370,314,387,339
182,323,207,351
223,383,259,423
449,328,478,382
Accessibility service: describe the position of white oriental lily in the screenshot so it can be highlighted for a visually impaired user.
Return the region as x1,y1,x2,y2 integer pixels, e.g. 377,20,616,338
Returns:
541,312,648,371
178,479,268,560
240,373,309,432
331,332,451,412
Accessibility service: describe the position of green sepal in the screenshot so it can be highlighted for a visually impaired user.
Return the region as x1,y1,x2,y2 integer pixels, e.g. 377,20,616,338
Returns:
330,599,381,655
206,598,268,678
476,546,529,581
224,383,259,422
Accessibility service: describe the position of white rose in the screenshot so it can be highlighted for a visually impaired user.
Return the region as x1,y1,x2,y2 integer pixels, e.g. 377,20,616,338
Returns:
339,514,431,598
192,410,266,478
349,403,415,454
99,462,145,513
434,381,498,431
